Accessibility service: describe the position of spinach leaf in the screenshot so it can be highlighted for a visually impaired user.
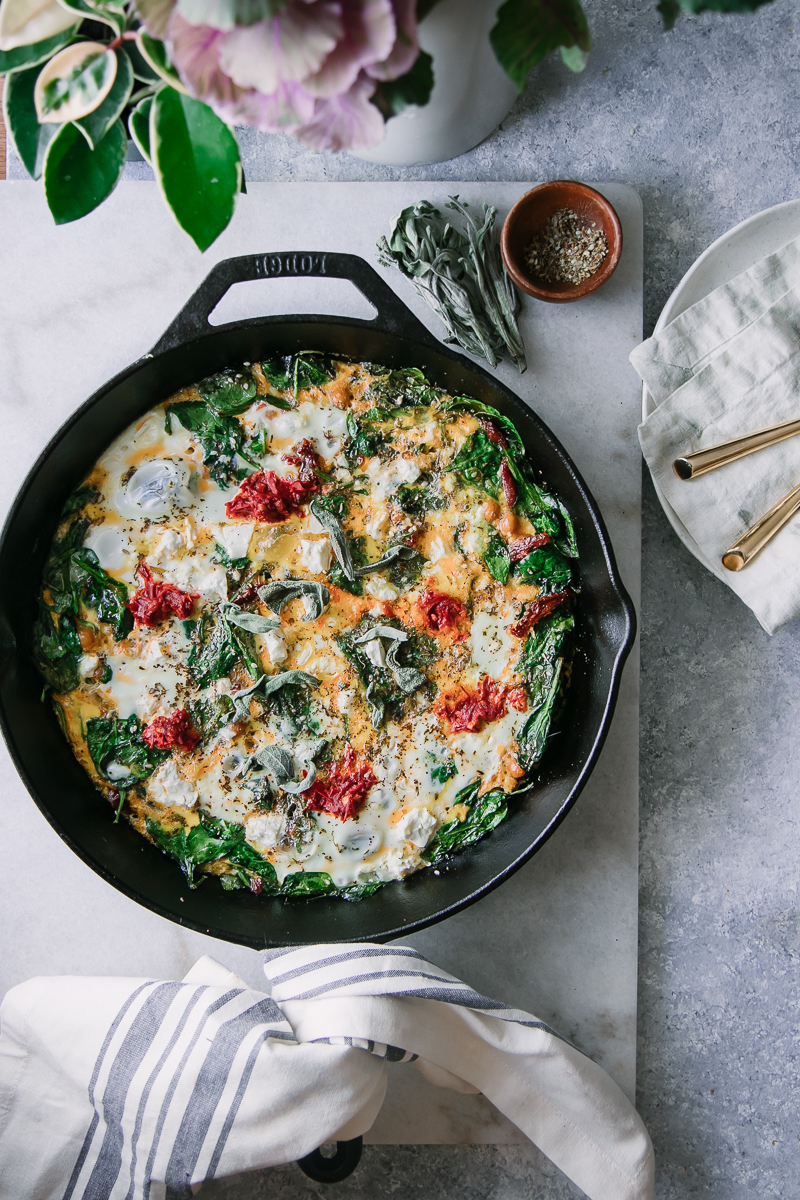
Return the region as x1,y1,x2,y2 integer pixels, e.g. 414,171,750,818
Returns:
446,428,503,497
33,606,81,692
68,548,133,640
363,366,443,408
280,871,338,897
188,693,235,743
440,397,525,459
145,812,280,890
516,608,574,771
338,879,386,902
258,579,330,620
507,457,578,557
61,485,99,517
514,545,572,590
232,670,320,734
261,352,337,399
394,475,446,515
313,491,349,520
386,546,426,590
188,605,261,688
170,401,256,487
86,714,168,783
198,367,257,415
422,781,508,866
484,528,511,584
431,757,457,785
345,411,384,464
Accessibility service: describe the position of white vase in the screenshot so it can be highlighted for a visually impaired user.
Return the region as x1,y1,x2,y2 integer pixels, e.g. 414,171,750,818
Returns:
354,0,518,168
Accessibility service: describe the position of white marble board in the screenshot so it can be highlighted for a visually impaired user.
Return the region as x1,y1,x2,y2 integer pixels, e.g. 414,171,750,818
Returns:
0,180,642,1144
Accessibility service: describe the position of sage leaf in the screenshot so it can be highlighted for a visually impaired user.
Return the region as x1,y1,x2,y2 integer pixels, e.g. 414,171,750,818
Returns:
35,43,117,122
43,118,126,224
150,86,241,252
73,48,133,149
258,578,330,620
261,670,320,695
280,761,317,795
128,93,152,164
489,0,591,91
309,500,354,582
2,63,58,178
353,624,408,645
354,544,422,578
364,680,385,730
253,743,294,781
385,640,426,693
230,675,264,722
219,601,279,634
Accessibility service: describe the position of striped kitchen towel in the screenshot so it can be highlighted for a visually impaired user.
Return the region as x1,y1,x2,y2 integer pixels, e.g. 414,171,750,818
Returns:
0,946,654,1200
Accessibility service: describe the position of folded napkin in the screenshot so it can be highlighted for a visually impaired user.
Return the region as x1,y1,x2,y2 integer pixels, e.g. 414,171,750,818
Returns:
0,944,654,1200
631,235,800,634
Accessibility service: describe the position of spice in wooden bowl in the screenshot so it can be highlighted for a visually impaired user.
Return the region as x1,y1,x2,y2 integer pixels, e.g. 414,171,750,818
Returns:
524,208,608,286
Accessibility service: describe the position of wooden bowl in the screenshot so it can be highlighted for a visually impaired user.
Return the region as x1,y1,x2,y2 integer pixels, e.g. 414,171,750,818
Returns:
501,181,622,303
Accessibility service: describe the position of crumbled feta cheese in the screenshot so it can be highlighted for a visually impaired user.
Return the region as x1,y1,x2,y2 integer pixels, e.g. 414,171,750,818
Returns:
152,528,183,565
151,759,198,809
78,654,99,680
214,522,254,560
365,456,421,501
380,845,423,880
365,576,399,602
461,527,485,558
106,761,133,782
192,565,228,603
364,639,386,669
366,504,390,540
302,594,318,618
295,642,313,666
395,806,437,848
337,689,356,713
299,537,332,575
262,628,288,664
428,536,448,563
245,811,284,850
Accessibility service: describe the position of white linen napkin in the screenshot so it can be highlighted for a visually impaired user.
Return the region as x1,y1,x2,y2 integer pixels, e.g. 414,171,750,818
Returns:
0,944,654,1200
631,239,800,634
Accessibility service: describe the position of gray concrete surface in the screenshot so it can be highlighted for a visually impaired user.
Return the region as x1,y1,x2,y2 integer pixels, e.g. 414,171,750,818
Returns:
11,0,800,1194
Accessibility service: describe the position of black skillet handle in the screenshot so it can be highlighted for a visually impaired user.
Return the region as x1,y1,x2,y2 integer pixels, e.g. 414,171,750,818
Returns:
149,251,440,356
297,1136,363,1183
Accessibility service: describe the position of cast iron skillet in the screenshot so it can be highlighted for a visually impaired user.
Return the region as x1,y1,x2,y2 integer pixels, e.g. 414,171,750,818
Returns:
0,251,635,948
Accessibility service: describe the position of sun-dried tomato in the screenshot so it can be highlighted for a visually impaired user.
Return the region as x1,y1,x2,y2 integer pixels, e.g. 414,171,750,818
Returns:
225,469,319,523
508,532,551,562
305,745,378,821
282,438,319,484
478,416,508,448
509,591,570,639
435,676,510,734
499,460,517,508
420,590,467,633
507,688,528,712
126,562,196,628
142,708,200,752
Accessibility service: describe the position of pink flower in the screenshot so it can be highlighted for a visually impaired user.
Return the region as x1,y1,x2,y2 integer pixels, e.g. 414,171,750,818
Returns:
153,0,423,152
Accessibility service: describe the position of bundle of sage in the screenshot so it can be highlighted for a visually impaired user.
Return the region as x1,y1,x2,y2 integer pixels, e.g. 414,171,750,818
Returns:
377,197,527,373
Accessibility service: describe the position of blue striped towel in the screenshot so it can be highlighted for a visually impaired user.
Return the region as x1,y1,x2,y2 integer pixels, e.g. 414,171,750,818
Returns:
0,945,653,1200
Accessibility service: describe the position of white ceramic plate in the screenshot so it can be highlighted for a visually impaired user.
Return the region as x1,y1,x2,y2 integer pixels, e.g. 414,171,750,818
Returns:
642,198,800,548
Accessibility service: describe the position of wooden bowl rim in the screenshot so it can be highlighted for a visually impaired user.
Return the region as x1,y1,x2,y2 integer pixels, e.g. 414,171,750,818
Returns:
501,181,623,303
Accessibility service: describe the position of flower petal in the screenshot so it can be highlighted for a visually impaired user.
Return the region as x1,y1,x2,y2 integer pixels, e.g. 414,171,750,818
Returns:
168,11,242,104
294,70,384,152
215,80,316,130
304,0,394,99
219,0,343,92
366,0,418,81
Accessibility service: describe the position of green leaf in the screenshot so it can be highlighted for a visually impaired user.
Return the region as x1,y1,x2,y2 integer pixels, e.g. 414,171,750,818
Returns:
671,0,774,12
514,545,572,589
178,0,289,25
484,529,511,584
43,118,126,224
68,547,132,639
490,0,591,91
423,783,509,865
137,31,188,91
188,604,261,688
0,26,77,73
198,366,257,415
33,606,80,692
258,579,330,620
72,48,133,148
128,92,152,164
560,43,588,71
2,63,58,178
656,0,681,26
371,50,434,120
417,0,445,18
86,714,168,783
516,607,573,769
169,399,250,485
37,45,116,121
55,0,124,35
121,37,160,83
151,86,241,252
